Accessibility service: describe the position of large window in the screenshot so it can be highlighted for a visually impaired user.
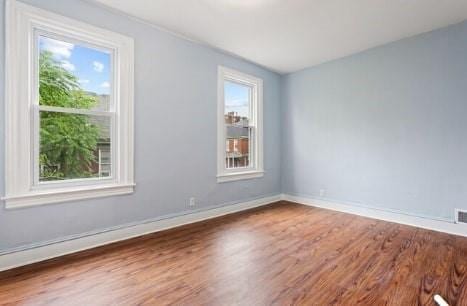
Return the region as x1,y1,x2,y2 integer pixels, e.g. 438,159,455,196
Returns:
217,67,263,182
37,35,113,182
3,2,134,208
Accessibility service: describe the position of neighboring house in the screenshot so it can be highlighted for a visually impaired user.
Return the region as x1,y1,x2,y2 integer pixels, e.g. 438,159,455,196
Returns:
88,93,111,177
225,111,250,168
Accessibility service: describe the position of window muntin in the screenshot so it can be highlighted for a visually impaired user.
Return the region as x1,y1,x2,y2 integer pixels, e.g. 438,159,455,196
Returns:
217,67,263,182
36,34,115,183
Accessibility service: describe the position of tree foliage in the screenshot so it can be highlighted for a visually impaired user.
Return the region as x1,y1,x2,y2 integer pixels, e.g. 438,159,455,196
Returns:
39,51,100,180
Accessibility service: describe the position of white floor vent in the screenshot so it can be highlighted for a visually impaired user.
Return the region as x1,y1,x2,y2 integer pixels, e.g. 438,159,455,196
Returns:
455,209,467,224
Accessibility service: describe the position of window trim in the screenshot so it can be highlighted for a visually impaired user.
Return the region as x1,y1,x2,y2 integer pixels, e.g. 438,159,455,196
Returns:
32,30,118,187
217,66,264,183
3,0,135,208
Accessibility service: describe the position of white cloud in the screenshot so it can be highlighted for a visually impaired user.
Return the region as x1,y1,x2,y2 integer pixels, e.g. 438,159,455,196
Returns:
79,79,90,84
93,61,104,72
40,37,74,59
226,98,249,107
100,81,110,88
61,60,75,71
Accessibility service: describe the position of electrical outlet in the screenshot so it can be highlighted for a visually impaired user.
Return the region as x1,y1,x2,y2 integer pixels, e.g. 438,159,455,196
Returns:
319,189,326,197
189,197,196,207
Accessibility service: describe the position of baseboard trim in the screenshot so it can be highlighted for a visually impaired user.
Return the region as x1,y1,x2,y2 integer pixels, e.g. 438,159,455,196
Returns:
0,194,281,272
281,194,467,237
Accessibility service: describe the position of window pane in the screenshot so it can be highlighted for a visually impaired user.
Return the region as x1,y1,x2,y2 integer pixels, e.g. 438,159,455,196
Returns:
38,35,111,111
224,80,251,169
39,111,111,181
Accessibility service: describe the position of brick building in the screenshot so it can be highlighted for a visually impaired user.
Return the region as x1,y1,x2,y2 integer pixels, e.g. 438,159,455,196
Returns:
225,111,250,168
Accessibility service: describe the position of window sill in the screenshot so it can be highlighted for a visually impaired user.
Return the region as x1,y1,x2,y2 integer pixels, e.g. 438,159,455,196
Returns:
2,183,135,209
217,170,264,183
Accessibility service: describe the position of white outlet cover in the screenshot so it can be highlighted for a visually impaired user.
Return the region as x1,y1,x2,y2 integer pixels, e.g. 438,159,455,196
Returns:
189,197,196,206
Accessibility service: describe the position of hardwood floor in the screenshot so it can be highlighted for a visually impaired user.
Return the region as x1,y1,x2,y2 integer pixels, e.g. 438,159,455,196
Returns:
0,201,466,305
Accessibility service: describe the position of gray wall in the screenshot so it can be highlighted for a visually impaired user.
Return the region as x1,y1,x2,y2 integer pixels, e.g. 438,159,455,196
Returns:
0,0,281,251
282,21,467,221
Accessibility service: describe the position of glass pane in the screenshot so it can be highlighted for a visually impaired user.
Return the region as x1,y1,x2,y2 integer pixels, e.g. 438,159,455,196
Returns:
224,80,251,169
38,35,111,111
39,111,111,181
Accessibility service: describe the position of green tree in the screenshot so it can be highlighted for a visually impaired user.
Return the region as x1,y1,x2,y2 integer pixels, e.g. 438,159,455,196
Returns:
39,51,100,180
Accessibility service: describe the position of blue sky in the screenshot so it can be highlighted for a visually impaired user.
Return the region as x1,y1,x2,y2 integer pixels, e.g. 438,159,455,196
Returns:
39,36,111,95
224,80,250,118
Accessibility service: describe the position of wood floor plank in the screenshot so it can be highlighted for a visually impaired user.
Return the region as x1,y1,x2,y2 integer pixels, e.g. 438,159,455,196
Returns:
0,201,466,306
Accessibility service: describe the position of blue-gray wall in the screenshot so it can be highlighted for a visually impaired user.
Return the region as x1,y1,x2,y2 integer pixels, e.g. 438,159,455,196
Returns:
0,0,281,251
282,20,467,221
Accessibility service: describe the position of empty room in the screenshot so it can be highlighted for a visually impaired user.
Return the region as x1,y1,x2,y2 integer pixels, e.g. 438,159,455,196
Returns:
1,0,467,305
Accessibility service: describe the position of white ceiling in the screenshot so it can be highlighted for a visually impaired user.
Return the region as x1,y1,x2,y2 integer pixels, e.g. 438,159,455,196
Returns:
94,0,467,74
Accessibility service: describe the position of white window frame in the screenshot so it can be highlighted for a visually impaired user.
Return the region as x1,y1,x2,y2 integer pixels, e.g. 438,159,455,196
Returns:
217,66,264,183
3,1,135,208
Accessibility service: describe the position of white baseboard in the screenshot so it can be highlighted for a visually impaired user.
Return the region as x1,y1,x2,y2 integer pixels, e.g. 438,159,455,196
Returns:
281,194,467,237
0,194,281,272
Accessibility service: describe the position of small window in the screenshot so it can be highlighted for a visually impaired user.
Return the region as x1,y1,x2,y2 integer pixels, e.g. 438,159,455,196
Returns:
3,2,134,207
217,67,263,182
